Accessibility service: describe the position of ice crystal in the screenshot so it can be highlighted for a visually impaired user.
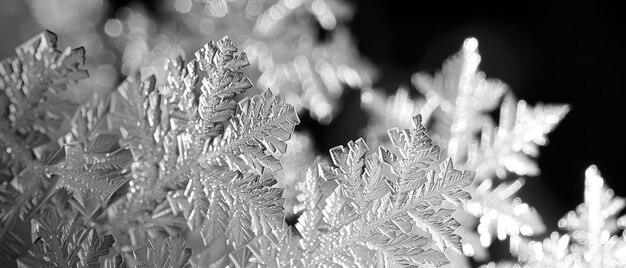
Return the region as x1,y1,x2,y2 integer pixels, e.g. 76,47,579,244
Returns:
1,28,603,268
0,30,301,265
46,134,132,218
21,0,371,124
124,234,192,268
0,30,88,135
17,208,115,268
0,31,88,265
96,0,372,123
483,166,626,268
179,0,373,123
465,179,545,249
466,95,569,180
412,38,507,160
362,38,569,262
22,0,117,103
361,87,425,146
59,36,301,250
216,115,475,267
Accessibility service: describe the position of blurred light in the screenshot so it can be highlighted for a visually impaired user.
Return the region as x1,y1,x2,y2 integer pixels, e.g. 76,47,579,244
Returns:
462,243,475,257
199,18,215,34
205,0,228,17
175,0,192,13
585,165,604,188
311,0,336,29
268,5,285,21
360,90,373,108
480,233,492,247
104,18,123,37
520,225,533,236
464,37,479,52
246,2,262,16
285,0,304,9
311,1,326,14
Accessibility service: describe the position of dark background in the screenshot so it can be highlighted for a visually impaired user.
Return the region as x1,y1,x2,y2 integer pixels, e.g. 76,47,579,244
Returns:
304,1,625,263
344,1,626,217
345,1,626,213
338,1,625,263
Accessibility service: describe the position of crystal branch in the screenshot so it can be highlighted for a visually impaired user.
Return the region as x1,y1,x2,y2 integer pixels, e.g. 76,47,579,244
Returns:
218,115,475,267
0,31,88,265
363,38,569,262
484,166,626,267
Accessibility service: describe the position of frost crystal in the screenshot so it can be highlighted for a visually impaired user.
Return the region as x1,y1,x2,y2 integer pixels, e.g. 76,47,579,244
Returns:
217,115,475,267
0,30,88,135
363,38,569,262
31,0,373,124
466,95,569,180
17,208,114,268
126,234,192,268
46,134,131,218
484,166,626,268
2,28,608,268
62,36,300,250
0,31,88,265
2,31,300,265
174,0,374,123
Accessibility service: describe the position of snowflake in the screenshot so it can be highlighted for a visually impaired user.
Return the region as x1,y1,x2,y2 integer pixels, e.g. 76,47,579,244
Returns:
362,38,569,262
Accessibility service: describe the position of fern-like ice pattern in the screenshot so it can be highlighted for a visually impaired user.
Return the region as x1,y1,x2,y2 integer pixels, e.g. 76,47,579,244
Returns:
0,31,88,265
55,35,300,250
362,38,569,263
3,28,620,268
217,115,476,267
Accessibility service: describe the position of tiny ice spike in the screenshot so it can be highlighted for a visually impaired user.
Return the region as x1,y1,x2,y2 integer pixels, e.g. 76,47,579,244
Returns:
483,166,626,268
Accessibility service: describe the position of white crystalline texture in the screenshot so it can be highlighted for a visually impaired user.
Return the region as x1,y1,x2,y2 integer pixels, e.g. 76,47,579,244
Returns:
91,35,299,249
2,27,619,268
46,134,132,218
2,31,299,266
360,38,570,265
17,208,115,268
0,31,89,265
126,234,192,268
221,114,476,267
0,30,88,135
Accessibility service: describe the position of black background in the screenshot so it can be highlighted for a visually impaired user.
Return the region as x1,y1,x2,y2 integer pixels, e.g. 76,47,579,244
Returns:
346,1,626,211
340,1,625,263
